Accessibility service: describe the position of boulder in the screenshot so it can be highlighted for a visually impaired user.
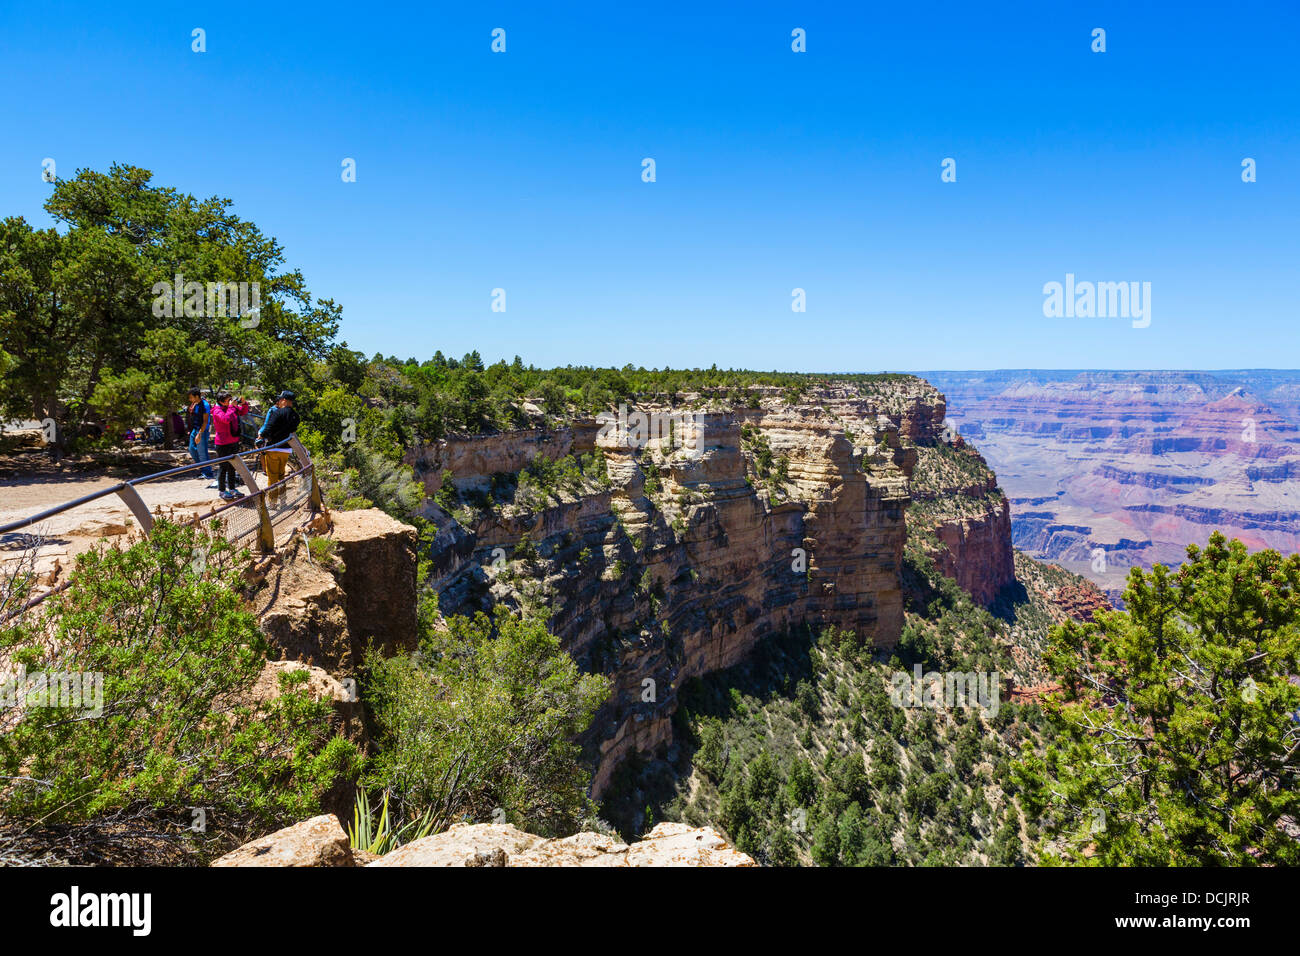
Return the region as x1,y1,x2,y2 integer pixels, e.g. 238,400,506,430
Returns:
365,822,755,867
367,823,544,867
623,823,755,866
211,814,353,867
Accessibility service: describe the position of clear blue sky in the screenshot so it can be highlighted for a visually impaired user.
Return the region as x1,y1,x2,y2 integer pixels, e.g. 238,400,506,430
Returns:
2,1,1296,371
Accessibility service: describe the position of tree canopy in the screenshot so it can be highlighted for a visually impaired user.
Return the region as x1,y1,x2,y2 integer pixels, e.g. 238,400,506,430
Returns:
0,163,340,441
1015,532,1300,865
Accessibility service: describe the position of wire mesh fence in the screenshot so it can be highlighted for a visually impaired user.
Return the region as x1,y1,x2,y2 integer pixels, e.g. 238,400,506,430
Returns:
205,494,266,546
266,447,314,531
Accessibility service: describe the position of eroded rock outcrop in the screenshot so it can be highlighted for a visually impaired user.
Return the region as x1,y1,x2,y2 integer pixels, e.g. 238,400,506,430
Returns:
213,817,754,867
902,427,1017,606
329,509,419,658
419,380,967,794
369,821,755,867
248,508,417,736
255,552,354,670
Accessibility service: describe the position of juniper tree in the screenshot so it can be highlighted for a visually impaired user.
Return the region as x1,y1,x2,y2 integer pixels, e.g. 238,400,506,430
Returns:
1015,533,1300,865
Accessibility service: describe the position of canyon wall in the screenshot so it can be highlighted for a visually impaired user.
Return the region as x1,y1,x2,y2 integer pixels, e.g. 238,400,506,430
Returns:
415,379,1014,794
922,370,1300,603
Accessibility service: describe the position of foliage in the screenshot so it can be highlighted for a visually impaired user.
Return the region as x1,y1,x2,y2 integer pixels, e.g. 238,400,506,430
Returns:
347,789,435,855
1014,533,1300,865
362,607,610,837
0,522,359,835
0,164,339,444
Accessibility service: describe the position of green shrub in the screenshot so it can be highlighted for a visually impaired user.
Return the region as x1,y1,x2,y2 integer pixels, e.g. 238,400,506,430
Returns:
308,535,336,565
0,521,359,833
363,607,609,837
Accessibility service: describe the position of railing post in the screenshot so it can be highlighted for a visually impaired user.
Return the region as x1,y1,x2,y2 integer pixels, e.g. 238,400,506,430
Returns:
254,492,276,553
114,484,155,534
230,455,260,493
231,454,276,551
287,434,323,512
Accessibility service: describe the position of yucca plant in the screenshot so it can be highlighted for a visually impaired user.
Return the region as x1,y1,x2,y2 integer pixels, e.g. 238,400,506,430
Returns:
348,790,436,855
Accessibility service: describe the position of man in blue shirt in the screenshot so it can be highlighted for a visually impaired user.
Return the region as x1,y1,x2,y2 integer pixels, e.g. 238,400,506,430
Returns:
186,388,215,481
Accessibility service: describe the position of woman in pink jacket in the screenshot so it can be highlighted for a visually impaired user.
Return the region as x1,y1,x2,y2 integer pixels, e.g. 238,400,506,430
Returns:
210,391,250,500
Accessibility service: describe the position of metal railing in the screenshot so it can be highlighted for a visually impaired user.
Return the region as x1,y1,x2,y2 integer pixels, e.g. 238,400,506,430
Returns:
0,434,323,624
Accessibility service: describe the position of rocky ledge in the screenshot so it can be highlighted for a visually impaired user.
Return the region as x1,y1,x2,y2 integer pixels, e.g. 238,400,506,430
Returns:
212,815,756,867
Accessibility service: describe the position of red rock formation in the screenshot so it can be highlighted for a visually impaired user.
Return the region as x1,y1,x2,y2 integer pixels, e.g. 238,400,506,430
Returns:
929,495,1016,605
924,371,1300,599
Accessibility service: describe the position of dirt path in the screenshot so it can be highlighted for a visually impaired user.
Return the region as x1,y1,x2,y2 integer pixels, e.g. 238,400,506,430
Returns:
0,459,252,586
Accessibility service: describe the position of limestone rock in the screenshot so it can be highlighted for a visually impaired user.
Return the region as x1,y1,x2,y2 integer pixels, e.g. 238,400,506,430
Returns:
256,555,352,670
330,509,418,658
211,814,353,867
510,830,631,867
417,379,1000,797
364,822,755,867
367,823,544,867
624,823,755,866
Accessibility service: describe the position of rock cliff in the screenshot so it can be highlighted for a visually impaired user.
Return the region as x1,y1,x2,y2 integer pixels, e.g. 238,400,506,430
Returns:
906,437,1016,606
252,509,419,672
416,378,1015,795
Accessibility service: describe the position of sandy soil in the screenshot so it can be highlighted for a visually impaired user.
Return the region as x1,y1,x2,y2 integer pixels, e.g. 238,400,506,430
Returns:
0,453,266,591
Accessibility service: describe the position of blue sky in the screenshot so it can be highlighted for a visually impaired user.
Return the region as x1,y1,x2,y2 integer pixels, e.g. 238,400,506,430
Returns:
1,1,1297,371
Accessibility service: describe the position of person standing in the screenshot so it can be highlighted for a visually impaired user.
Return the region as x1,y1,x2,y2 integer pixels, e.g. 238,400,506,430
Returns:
210,390,250,500
256,390,300,507
186,389,215,482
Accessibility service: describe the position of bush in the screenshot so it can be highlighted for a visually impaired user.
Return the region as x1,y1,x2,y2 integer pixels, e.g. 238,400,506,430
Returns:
1016,533,1300,865
363,607,609,837
0,521,359,836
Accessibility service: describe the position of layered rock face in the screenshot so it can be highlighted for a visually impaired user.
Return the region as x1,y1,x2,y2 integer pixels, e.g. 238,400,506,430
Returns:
906,437,1016,606
252,510,419,671
929,496,1015,605
922,370,1300,603
416,379,1012,795
330,509,420,658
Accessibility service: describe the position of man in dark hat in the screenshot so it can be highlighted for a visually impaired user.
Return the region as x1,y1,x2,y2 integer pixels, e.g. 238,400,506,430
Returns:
255,390,300,507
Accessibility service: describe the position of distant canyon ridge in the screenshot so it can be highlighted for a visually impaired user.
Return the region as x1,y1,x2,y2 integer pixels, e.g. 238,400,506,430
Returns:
919,370,1300,605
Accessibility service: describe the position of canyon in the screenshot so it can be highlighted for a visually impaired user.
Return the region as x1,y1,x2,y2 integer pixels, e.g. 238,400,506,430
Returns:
0,373,1096,866
920,370,1300,604
412,378,1016,796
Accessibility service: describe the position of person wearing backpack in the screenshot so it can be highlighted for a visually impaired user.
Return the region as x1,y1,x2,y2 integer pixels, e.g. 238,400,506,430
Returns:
255,390,300,507
210,391,251,500
186,388,215,482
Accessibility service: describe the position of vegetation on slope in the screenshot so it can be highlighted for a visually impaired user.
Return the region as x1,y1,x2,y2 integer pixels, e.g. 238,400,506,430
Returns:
0,523,360,862
360,603,610,839
599,517,1066,865
1015,533,1300,866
